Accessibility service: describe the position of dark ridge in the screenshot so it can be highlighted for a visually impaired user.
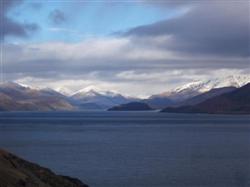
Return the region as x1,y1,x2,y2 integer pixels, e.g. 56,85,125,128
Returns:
108,102,153,111
176,86,237,107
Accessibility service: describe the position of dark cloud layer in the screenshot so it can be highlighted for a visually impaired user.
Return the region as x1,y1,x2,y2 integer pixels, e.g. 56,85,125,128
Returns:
49,9,66,25
126,1,250,57
0,0,39,40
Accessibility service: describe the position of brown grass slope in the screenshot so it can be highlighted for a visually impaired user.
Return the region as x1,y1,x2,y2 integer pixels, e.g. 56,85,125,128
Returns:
0,149,88,187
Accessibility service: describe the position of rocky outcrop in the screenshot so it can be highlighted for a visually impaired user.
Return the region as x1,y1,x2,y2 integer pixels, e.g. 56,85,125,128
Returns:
0,149,88,187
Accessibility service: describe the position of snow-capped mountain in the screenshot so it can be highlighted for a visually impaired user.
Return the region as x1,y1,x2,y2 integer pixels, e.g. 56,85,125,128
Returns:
0,82,75,111
162,83,250,114
176,75,250,93
1,75,249,111
209,75,250,89
151,75,250,102
54,87,73,96
0,82,134,110
71,85,119,98
70,85,133,109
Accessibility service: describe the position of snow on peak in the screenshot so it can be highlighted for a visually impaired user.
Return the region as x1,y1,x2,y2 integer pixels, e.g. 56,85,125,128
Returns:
75,85,100,93
14,82,30,88
55,87,73,96
174,75,250,94
154,74,250,101
72,85,120,97
215,75,250,88
174,80,212,93
13,81,41,90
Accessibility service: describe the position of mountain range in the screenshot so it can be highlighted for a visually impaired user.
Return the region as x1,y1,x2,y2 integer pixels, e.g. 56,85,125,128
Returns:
0,82,74,111
70,86,134,110
0,75,249,113
144,75,250,109
0,83,133,111
162,83,250,114
108,75,250,113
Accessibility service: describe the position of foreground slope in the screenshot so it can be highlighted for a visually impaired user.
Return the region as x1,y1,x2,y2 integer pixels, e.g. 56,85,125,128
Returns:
0,149,88,187
162,83,250,114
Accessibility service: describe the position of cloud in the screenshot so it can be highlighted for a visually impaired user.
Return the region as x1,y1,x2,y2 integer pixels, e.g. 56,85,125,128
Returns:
3,37,174,70
3,36,249,81
125,1,250,57
4,36,248,80
2,1,249,96
0,0,39,40
49,9,66,25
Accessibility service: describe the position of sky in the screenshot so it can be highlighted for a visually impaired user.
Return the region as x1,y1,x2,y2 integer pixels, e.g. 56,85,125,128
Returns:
1,0,250,97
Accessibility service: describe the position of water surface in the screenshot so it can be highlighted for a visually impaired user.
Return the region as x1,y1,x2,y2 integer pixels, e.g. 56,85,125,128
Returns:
0,111,249,187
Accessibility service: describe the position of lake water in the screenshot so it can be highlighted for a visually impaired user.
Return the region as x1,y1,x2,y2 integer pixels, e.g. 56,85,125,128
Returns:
0,111,250,187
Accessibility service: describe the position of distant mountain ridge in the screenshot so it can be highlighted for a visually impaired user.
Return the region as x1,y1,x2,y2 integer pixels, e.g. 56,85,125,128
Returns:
162,83,250,114
70,86,134,110
0,82,74,111
175,86,237,107
145,75,250,109
1,75,249,112
0,82,134,111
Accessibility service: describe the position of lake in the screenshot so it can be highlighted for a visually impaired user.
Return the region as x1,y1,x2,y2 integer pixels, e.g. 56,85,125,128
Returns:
0,111,250,187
